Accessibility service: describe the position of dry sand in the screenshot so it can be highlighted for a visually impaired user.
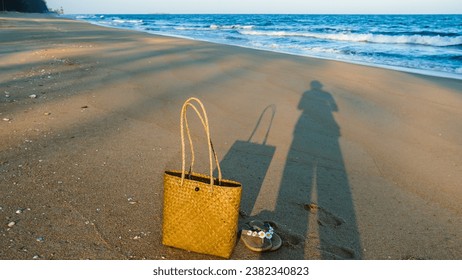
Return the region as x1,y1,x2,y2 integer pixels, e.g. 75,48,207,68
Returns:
1,13,461,260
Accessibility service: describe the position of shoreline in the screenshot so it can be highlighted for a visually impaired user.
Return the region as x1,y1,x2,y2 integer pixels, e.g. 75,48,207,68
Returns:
68,13,462,81
1,13,462,260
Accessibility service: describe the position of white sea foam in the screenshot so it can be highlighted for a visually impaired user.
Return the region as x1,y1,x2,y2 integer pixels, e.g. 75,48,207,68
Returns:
112,19,143,24
240,30,462,47
174,26,209,31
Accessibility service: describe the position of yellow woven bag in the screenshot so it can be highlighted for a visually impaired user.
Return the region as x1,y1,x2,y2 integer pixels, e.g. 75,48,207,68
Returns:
162,97,242,259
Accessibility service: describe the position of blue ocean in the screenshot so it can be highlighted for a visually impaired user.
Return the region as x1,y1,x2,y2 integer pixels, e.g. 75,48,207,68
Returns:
72,14,462,79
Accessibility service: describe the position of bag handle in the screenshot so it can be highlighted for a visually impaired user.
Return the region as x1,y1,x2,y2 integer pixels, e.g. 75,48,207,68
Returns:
247,104,276,145
180,97,222,187
182,102,221,182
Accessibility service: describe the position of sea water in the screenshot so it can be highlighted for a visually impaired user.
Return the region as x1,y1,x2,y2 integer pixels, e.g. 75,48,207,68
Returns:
72,14,462,79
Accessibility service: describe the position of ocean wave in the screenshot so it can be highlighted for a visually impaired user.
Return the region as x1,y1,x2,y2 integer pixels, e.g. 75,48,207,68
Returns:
210,24,253,30
378,31,461,37
112,19,143,24
174,26,210,31
302,46,343,54
173,24,254,31
239,30,462,47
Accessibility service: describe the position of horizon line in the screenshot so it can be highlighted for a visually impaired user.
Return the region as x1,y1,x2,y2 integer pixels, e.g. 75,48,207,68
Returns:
61,12,462,15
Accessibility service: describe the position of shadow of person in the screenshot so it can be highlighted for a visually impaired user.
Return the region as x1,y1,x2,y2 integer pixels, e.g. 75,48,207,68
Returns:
266,80,362,259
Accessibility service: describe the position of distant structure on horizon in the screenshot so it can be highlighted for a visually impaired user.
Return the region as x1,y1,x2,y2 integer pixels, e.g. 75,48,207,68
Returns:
1,0,49,13
50,6,64,15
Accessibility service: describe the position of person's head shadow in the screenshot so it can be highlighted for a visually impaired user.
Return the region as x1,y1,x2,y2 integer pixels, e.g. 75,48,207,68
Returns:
299,80,338,115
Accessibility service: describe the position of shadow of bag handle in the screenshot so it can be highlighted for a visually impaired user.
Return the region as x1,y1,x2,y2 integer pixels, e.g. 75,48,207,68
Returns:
247,104,276,145
180,97,222,187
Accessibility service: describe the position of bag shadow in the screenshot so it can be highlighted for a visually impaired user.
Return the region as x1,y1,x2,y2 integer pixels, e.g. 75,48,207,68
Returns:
217,105,276,217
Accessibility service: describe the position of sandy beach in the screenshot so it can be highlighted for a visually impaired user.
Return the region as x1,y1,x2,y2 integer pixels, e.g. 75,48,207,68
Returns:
1,13,461,260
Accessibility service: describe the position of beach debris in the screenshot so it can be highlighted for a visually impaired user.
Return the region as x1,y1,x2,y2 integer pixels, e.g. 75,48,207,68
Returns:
29,94,37,99
15,209,23,214
33,255,41,259
7,221,16,228
304,203,319,213
81,105,88,109
133,235,141,240
44,112,51,116
128,197,138,205
2,118,11,122
36,236,45,242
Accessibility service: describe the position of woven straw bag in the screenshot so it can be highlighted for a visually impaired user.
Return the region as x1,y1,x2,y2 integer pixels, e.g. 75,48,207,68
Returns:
162,97,242,259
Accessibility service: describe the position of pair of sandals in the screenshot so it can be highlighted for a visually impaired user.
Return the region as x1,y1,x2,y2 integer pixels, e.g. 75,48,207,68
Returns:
240,220,282,252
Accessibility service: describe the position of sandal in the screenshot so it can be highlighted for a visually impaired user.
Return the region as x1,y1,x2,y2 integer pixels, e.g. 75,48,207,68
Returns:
240,224,272,252
249,220,282,251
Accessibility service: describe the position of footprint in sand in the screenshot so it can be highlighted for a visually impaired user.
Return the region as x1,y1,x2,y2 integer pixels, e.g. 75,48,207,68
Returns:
304,203,345,227
304,203,357,259
320,242,356,259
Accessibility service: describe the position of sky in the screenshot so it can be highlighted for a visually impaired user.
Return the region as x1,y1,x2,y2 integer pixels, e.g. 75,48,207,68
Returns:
45,0,462,14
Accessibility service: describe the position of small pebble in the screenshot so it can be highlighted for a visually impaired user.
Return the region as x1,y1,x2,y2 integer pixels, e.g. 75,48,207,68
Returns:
16,209,23,214
7,221,16,228
29,94,37,99
2,118,11,122
44,112,51,116
128,197,138,205
36,236,44,242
